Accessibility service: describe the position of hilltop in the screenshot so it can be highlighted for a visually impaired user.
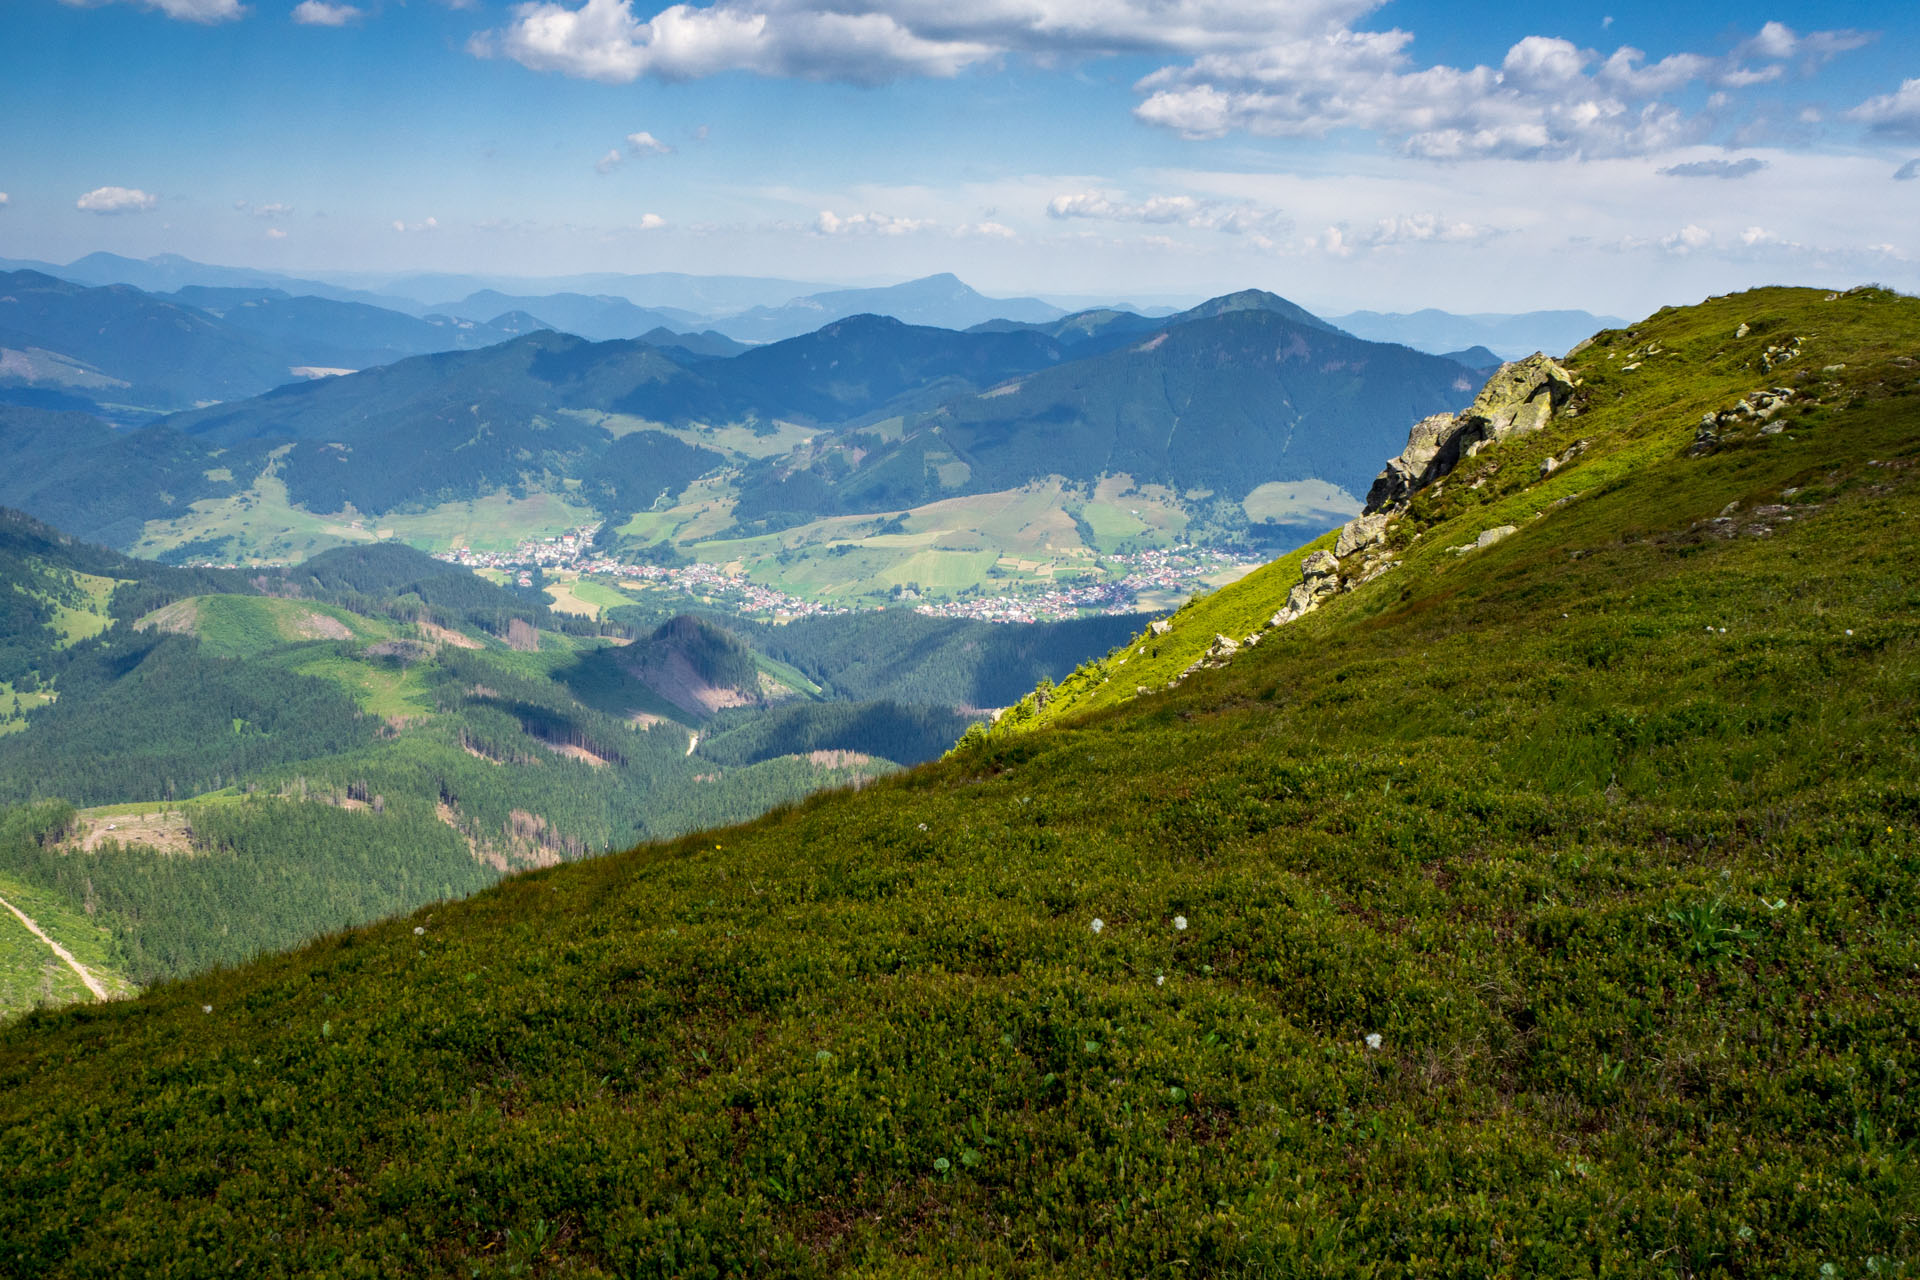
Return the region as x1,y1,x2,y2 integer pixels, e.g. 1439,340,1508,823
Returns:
2,286,1917,1275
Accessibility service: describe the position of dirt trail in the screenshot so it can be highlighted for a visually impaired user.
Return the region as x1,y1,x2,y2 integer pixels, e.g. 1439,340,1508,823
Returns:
0,893,109,1000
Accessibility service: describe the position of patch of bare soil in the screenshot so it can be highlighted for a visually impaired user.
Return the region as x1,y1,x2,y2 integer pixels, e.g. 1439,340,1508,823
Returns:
542,740,612,767
134,598,200,637
74,810,195,855
621,648,755,718
291,610,353,641
418,622,482,650
807,750,876,769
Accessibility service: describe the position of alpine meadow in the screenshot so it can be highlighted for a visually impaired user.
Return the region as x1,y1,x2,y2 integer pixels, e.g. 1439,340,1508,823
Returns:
4,0,1920,1276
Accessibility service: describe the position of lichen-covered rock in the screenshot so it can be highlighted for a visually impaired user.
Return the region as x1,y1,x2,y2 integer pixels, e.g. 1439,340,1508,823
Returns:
1365,353,1576,512
1474,525,1518,550
1334,512,1390,559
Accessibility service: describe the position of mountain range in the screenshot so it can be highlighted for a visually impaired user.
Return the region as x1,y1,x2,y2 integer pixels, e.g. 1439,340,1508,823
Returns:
0,277,1481,603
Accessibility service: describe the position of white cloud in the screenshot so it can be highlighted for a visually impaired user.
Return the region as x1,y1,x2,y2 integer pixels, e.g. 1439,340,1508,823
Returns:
1850,79,1920,140
1134,21,1869,159
595,148,623,174
1661,223,1711,253
392,216,440,232
266,227,288,239
470,0,1378,86
814,209,933,235
638,212,666,230
626,130,673,155
235,199,294,217
1046,189,1284,234
59,0,244,22
292,0,361,24
1657,157,1766,179
0,193,9,209
76,186,158,214
958,220,1017,239
1309,212,1500,255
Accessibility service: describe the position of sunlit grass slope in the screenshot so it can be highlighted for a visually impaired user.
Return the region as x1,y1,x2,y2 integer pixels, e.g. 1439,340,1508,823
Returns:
2,287,1918,1278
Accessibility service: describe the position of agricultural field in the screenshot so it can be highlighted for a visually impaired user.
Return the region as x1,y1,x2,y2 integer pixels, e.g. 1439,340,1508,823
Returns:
131,456,598,565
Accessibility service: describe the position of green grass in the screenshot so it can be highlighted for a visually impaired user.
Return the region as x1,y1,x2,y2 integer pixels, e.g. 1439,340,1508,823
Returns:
0,871,134,1018
2,287,1918,1277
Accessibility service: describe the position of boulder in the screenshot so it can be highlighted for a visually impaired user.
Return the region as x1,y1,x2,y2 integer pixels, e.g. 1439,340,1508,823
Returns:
1474,525,1518,550
1334,512,1390,559
1150,619,1172,637
1365,353,1576,513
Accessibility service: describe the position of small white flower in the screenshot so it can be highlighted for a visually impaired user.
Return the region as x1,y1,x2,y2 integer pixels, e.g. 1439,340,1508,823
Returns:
202,1005,213,1014
413,926,425,936
1090,918,1105,934
1173,915,1188,931
1846,629,1854,636
1364,1032,1383,1051
1719,627,1727,634
916,822,928,831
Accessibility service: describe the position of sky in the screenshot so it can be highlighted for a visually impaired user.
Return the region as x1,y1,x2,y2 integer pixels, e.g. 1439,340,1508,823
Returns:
3,0,1918,317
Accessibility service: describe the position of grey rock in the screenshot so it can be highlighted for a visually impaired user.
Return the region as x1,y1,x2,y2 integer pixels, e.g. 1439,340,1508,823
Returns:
1334,512,1390,559
1150,619,1172,637
1474,525,1518,550
1364,353,1577,513
1301,549,1340,580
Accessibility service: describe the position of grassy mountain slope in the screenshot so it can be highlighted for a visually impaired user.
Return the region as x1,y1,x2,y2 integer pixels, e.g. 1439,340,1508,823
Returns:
2,286,1915,1274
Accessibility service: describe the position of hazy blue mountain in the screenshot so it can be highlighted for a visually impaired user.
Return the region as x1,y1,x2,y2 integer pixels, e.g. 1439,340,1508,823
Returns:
637,326,752,359
1327,308,1625,360
381,271,830,315
34,252,406,310
734,303,1476,522
0,270,293,414
429,290,699,341
163,287,542,368
711,273,1067,343
1440,345,1504,372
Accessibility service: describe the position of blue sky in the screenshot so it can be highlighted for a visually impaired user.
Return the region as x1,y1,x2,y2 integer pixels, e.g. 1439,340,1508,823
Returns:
4,0,1918,316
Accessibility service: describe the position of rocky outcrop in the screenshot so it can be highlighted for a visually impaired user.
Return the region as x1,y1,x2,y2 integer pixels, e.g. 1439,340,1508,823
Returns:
1690,386,1801,456
1364,353,1577,512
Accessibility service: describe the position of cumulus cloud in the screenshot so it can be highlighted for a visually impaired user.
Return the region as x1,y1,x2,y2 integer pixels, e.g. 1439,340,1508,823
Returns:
1134,21,1869,159
59,0,244,22
1657,157,1767,179
598,130,674,172
76,186,158,214
1046,190,1284,234
637,212,666,230
1896,158,1920,181
0,193,9,209
1850,79,1920,140
292,0,361,24
814,209,933,235
469,0,1379,86
1311,212,1500,255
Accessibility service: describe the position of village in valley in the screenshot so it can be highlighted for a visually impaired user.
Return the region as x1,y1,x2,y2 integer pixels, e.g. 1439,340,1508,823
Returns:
432,526,1262,624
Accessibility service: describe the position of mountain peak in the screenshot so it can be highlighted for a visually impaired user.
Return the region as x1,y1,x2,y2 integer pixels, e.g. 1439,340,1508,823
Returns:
1172,289,1341,333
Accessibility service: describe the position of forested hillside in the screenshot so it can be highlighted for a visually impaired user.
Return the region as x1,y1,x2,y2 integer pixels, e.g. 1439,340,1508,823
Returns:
0,521,1138,1013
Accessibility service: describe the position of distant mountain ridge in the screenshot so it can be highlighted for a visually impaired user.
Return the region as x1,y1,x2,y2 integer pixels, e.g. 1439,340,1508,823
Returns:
1328,307,1627,360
